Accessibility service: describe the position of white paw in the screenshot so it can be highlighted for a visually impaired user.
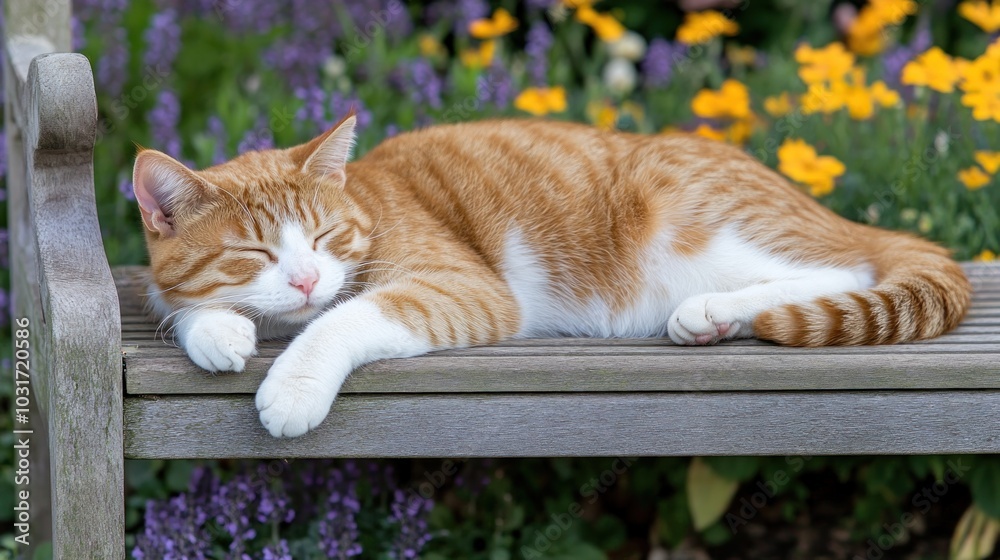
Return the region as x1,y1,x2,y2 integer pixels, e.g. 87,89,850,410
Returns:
179,310,257,372
668,293,745,345
255,349,343,438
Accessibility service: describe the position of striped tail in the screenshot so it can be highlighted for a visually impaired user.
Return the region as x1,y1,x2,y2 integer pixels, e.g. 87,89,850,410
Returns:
754,242,972,346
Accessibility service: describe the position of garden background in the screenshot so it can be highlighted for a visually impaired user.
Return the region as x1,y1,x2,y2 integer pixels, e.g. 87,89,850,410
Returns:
2,0,1000,558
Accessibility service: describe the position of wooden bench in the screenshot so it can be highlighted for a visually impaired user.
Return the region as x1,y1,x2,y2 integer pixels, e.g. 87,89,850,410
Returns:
6,4,1000,558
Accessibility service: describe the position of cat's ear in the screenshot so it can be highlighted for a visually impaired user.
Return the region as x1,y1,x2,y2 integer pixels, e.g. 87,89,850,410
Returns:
132,150,213,237
293,111,357,183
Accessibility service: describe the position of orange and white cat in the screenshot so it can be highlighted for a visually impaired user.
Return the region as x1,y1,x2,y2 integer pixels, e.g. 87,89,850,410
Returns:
133,112,971,438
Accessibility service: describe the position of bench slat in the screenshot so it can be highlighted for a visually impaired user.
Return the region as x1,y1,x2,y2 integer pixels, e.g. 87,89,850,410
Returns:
117,264,1000,395
124,391,1000,458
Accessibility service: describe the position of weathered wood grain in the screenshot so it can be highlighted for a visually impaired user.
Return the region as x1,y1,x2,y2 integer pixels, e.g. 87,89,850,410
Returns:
125,349,1000,395
115,263,1000,396
6,27,124,560
124,391,1000,458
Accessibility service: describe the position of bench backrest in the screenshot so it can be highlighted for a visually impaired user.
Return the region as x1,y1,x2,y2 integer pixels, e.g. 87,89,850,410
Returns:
4,1,124,557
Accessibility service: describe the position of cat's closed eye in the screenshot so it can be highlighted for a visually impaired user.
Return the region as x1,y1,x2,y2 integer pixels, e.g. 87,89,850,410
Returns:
312,227,339,250
239,247,278,263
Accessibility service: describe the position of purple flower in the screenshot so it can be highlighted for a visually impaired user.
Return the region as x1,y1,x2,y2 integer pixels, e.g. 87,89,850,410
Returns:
392,58,443,109
261,540,292,560
237,116,275,154
643,38,683,88
317,468,363,559
388,489,433,559
0,131,6,177
143,9,181,71
207,116,229,164
426,0,487,37
149,89,182,158
525,21,554,87
96,27,130,98
0,228,9,269
478,63,514,110
119,179,135,201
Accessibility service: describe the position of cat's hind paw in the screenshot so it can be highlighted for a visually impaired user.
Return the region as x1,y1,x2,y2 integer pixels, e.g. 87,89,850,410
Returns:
255,353,339,438
180,310,257,372
667,293,746,346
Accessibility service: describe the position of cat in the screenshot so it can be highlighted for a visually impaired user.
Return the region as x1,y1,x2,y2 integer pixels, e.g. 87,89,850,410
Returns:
133,111,971,438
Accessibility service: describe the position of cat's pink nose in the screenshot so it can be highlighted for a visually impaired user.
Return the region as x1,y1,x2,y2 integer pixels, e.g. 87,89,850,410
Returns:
290,273,318,297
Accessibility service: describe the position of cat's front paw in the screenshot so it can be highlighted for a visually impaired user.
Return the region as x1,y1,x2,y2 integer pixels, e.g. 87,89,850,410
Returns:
255,350,343,438
179,310,257,372
668,293,745,345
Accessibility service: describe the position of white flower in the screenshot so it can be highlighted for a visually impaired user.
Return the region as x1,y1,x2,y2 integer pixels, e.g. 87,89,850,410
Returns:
322,55,347,78
607,31,647,62
603,57,637,95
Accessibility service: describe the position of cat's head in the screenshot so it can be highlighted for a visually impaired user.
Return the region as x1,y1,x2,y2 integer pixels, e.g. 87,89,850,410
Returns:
133,113,371,325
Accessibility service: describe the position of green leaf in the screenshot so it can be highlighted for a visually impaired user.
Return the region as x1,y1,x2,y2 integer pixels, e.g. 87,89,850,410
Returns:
970,457,1000,519
704,457,761,481
687,457,740,531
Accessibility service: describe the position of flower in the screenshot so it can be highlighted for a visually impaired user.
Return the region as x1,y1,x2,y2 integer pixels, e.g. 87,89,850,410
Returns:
846,0,917,55
642,38,683,88
829,68,901,119
469,8,518,39
460,40,496,68
575,6,625,42
801,82,844,114
692,123,727,141
525,21,554,86
975,249,998,262
514,86,568,115
691,79,750,120
870,81,901,107
603,57,637,95
587,100,618,129
608,30,647,61
676,10,738,45
478,64,514,109
959,0,1000,32
975,151,1000,174
958,166,991,189
901,47,961,93
418,35,447,58
795,42,855,85
764,93,792,117
958,40,1000,121
149,89,181,158
778,138,846,196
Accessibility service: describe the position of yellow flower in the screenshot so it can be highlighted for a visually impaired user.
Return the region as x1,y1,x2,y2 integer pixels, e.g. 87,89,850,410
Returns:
901,47,961,93
459,40,496,68
419,35,446,58
587,100,618,129
763,92,792,117
975,249,998,262
562,0,594,7
726,117,754,145
726,44,757,66
691,79,750,120
692,123,727,142
958,41,1000,121
676,11,738,45
869,0,918,26
959,0,1000,32
975,151,1000,174
846,10,888,56
575,6,625,41
469,8,518,39
514,86,568,116
870,80,901,107
795,43,855,85
828,68,901,120
778,138,846,197
801,82,845,115
958,166,991,189
961,88,1000,121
